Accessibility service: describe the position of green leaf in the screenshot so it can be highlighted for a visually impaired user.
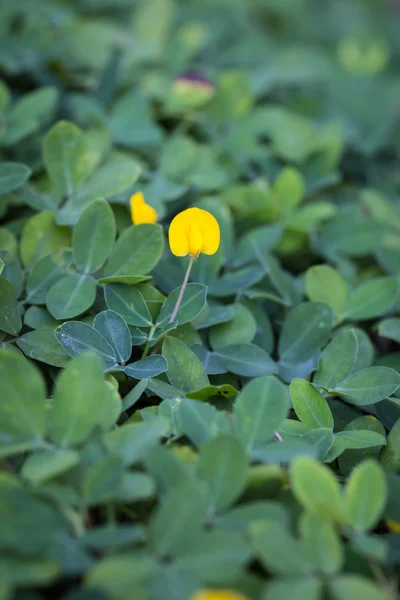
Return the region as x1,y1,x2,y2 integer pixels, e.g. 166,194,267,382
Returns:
264,578,323,600
50,352,120,446
330,575,384,600
209,303,257,348
57,154,140,225
291,456,345,521
73,199,116,274
186,383,238,402
20,211,71,268
198,434,248,512
377,317,400,344
380,417,400,472
106,420,168,466
156,283,207,328
313,329,359,389
82,455,124,504
25,253,65,305
345,459,386,531
175,529,250,584
103,223,164,277
0,349,47,443
0,276,22,335
299,512,343,575
104,283,152,327
338,416,386,474
274,166,305,213
93,310,131,364
43,121,88,197
3,87,58,145
55,321,118,370
278,302,334,372
234,376,289,453
46,274,96,320
0,162,31,194
327,430,386,463
178,399,231,446
21,449,79,485
17,330,69,368
213,343,278,377
162,337,209,392
342,277,398,321
290,379,333,430
257,252,300,307
85,555,152,599
124,355,168,379
332,367,400,405
98,275,152,285
233,224,282,268
208,265,265,298
149,481,208,558
302,428,334,461
251,521,313,576
305,265,347,319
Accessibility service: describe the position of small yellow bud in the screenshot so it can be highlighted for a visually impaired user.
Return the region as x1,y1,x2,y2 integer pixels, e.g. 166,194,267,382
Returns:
386,519,400,534
168,207,220,257
190,590,248,600
130,192,157,225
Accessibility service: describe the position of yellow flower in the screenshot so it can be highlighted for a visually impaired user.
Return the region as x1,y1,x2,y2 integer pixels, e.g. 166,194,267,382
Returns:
130,192,157,225
386,519,400,534
190,590,248,600
168,207,220,257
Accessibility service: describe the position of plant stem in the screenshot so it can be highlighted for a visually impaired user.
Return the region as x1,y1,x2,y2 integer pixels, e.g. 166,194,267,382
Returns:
169,256,195,324
141,324,156,359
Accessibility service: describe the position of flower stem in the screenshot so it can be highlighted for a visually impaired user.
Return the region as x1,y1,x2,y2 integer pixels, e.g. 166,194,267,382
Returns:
169,256,195,324
141,324,156,359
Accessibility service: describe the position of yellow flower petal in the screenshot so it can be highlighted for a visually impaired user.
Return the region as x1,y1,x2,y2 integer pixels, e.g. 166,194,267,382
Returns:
130,192,157,225
168,207,220,257
190,590,248,600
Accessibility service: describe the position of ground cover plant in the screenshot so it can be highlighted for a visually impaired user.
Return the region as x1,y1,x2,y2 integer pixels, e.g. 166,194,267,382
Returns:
1,0,400,598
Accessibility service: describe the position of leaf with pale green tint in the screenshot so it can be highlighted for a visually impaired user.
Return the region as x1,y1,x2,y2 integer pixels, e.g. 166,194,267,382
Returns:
234,376,289,452
0,276,22,335
263,578,323,600
56,154,141,225
73,199,116,274
305,265,347,319
21,449,79,485
178,398,231,446
233,224,282,268
105,420,168,466
345,459,386,531
313,329,359,389
98,275,152,285
299,512,343,575
0,349,47,443
332,367,400,405
149,481,208,558
378,318,400,344
0,162,31,194
257,252,300,307
43,121,88,196
208,265,265,298
209,303,256,348
302,428,334,461
55,321,117,370
17,330,69,367
162,336,209,392
274,166,305,213
103,223,164,277
156,283,207,327
330,575,384,600
50,352,120,446
93,310,131,365
124,355,168,379
290,379,333,430
20,211,71,268
380,417,400,472
291,456,345,521
279,302,334,368
342,277,398,321
213,344,278,377
327,430,386,463
251,521,313,575
198,434,248,512
104,283,152,327
46,274,96,320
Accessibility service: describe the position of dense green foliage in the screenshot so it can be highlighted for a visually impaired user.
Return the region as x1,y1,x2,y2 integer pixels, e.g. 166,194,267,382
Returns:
1,0,400,599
